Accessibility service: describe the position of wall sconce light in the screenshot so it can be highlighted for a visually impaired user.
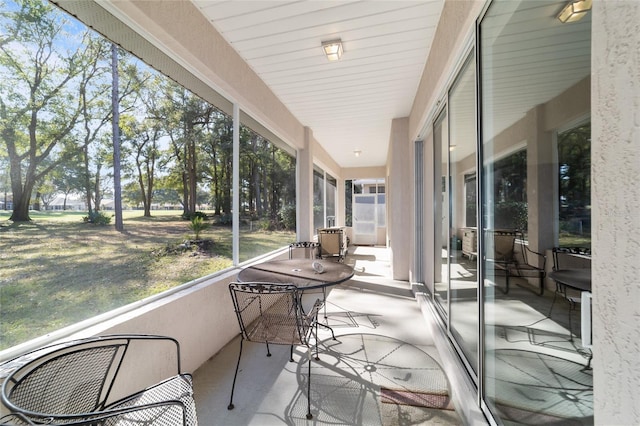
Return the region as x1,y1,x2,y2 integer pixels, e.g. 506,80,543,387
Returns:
557,0,592,23
322,39,343,61
353,150,362,157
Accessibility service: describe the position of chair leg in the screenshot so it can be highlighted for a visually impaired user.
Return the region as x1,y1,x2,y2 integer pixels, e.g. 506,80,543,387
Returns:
306,345,313,420
322,287,328,319
538,275,545,296
228,338,244,410
567,300,574,341
548,283,561,317
314,320,320,361
266,342,271,357
290,345,294,362
317,322,336,340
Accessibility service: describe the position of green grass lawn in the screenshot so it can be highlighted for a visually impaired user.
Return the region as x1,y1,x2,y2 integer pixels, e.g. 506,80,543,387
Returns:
0,210,294,350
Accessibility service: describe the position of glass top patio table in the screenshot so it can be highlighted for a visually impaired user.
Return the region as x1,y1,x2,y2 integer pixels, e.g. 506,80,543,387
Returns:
237,259,354,290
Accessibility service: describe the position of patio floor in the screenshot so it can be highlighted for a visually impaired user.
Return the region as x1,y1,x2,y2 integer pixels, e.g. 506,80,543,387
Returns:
192,245,463,425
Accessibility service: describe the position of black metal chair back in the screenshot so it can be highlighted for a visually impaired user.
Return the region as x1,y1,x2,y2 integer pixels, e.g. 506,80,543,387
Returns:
288,241,320,259
1,335,198,425
227,282,318,419
317,228,346,261
552,247,591,270
486,229,517,262
0,413,35,425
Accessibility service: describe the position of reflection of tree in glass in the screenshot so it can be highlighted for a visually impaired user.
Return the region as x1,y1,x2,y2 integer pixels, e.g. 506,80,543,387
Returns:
558,123,591,244
486,150,528,231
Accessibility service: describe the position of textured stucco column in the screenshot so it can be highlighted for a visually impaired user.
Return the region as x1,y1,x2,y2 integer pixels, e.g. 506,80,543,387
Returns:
526,105,555,257
388,118,411,281
296,127,314,241
592,1,640,424
336,177,346,227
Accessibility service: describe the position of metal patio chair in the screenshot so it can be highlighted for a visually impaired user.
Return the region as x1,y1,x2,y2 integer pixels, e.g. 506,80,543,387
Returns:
0,334,198,425
549,246,592,325
288,241,320,260
0,413,34,425
227,282,321,420
317,228,347,262
511,230,546,295
289,241,335,335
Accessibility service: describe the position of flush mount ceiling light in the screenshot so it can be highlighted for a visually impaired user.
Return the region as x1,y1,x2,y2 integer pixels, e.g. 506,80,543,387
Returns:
321,39,343,61
353,150,362,157
557,0,592,23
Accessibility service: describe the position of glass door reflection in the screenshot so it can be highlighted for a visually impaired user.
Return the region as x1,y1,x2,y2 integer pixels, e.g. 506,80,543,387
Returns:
448,53,478,373
433,108,448,314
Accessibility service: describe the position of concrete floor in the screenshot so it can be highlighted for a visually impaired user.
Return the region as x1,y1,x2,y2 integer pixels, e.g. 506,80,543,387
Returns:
192,246,463,425
192,245,593,425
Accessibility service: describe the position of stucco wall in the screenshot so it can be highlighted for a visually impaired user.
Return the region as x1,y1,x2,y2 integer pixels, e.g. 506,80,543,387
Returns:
591,1,640,424
387,118,411,280
409,0,482,142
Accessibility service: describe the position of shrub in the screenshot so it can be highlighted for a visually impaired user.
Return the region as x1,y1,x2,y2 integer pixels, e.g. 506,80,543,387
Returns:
213,213,232,225
83,211,112,226
182,211,208,221
493,201,527,231
279,204,296,230
188,216,210,240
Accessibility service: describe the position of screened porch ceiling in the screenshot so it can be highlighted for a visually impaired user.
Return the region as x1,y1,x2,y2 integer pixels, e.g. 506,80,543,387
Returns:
55,0,590,170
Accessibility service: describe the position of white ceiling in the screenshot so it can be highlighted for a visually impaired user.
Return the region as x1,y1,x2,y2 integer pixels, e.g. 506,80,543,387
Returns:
193,0,445,168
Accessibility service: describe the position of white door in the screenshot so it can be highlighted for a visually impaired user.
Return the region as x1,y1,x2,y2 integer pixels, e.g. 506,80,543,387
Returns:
353,194,377,245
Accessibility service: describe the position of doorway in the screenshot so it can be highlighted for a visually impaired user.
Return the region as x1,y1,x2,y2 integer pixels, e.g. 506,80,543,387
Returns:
351,179,386,245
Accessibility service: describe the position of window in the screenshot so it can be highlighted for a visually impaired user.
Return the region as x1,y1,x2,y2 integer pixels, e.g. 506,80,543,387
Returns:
313,167,325,232
345,180,353,227
464,173,476,227
0,0,296,350
313,167,338,231
238,126,296,262
490,150,528,231
326,174,337,228
558,122,591,247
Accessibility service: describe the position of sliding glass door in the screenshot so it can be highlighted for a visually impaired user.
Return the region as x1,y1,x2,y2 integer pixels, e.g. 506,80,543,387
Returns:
425,1,593,423
433,108,449,314
448,53,478,373
479,1,592,423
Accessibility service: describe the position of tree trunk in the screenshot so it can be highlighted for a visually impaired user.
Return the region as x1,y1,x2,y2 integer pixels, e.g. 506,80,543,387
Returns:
94,163,102,211
182,169,189,217
8,137,34,222
188,138,197,213
111,43,124,231
10,174,35,222
83,146,94,215
145,151,155,218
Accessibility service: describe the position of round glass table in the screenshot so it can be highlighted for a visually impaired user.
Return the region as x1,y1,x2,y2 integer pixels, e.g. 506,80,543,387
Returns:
237,258,354,290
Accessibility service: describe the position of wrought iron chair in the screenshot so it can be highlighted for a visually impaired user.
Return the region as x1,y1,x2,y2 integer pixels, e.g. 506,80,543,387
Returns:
0,334,198,425
0,413,34,425
289,241,334,334
317,228,347,262
511,230,546,295
227,282,321,420
485,229,546,295
485,229,518,293
288,241,320,260
549,246,592,321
